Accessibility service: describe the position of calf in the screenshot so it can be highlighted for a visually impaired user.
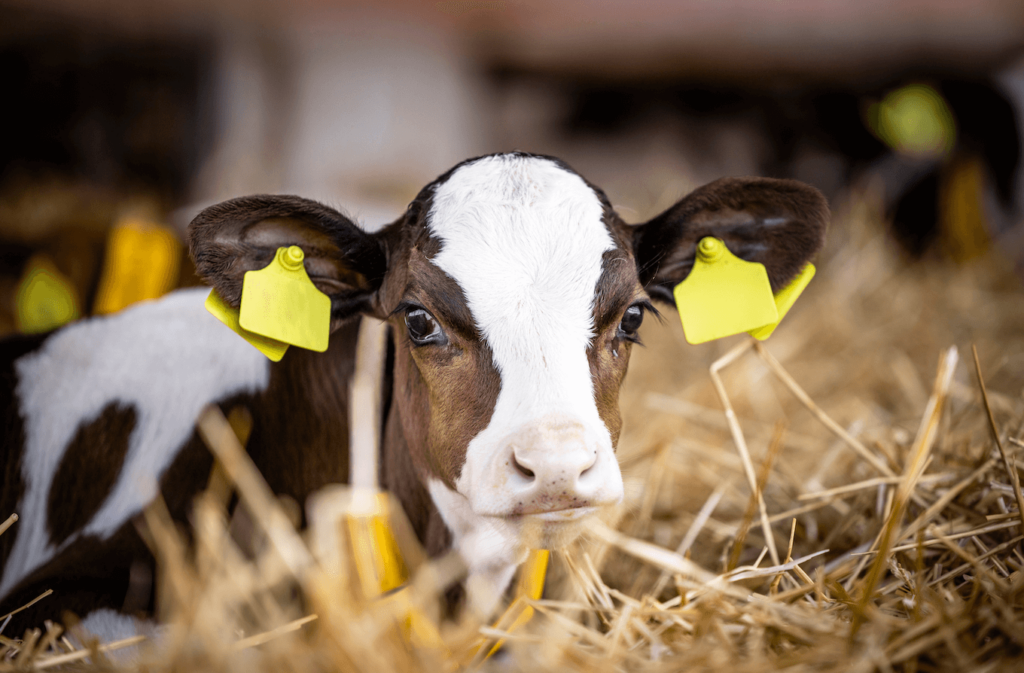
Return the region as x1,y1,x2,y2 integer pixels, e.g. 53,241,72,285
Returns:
0,152,827,639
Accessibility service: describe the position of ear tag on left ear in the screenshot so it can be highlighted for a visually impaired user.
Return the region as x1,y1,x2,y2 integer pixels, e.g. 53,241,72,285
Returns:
673,237,778,345
238,246,331,353
747,262,816,341
205,290,290,362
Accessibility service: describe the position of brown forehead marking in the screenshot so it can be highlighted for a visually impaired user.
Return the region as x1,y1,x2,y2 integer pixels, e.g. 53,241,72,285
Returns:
587,204,646,448
385,213,499,487
391,317,500,489
405,248,479,342
588,247,644,449
592,249,644,334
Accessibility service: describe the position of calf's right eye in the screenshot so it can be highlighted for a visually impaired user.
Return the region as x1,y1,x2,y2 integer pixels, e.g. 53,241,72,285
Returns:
405,308,447,346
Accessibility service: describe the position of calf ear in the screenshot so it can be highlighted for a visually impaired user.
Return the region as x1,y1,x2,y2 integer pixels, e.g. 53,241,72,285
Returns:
633,178,829,304
188,194,388,325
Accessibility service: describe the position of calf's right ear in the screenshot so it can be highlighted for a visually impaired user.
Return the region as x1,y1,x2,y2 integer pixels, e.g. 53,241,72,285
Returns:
632,177,829,305
188,195,388,327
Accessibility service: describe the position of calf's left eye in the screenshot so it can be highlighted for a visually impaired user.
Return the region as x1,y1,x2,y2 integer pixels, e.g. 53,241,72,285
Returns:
618,304,644,339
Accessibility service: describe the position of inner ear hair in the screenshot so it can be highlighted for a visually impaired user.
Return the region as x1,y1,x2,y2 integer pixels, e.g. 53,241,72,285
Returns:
633,177,829,299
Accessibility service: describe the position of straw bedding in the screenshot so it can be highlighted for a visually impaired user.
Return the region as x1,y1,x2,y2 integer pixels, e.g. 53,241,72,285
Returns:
2,185,1023,672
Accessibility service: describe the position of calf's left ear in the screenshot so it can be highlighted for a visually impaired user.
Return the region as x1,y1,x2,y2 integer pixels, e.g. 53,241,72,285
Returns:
188,194,388,327
632,177,829,305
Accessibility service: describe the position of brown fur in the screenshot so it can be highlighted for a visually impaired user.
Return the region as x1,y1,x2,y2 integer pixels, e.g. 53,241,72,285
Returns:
389,310,501,489
47,403,137,547
0,333,49,580
587,249,646,446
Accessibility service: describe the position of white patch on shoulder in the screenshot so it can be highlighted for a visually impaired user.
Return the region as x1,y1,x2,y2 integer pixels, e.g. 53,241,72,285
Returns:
1,288,270,599
75,608,158,665
427,154,623,521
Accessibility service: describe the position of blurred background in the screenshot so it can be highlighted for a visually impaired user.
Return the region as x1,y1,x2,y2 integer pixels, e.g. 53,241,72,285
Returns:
0,0,1023,334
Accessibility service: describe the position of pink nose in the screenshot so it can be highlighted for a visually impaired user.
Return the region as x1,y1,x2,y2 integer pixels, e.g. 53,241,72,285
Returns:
506,423,602,514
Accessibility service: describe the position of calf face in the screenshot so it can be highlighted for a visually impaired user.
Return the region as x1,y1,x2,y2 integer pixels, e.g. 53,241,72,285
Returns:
189,152,827,564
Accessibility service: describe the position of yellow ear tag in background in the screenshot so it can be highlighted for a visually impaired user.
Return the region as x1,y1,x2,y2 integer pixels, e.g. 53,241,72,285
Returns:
205,290,290,362
673,237,779,345
15,255,80,334
238,246,331,353
93,217,181,315
747,262,816,341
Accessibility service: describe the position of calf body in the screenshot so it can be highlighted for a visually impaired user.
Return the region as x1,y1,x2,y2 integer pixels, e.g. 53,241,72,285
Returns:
0,152,827,636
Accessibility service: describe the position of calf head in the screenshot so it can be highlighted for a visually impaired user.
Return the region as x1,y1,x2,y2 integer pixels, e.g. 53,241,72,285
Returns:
189,152,827,563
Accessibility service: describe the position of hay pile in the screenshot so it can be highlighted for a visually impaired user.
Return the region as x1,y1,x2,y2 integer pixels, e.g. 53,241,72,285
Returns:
2,186,1024,671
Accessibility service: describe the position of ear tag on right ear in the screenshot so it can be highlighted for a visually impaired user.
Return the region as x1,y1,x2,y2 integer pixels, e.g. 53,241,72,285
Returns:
747,262,816,341
205,289,290,362
672,237,778,345
238,246,331,353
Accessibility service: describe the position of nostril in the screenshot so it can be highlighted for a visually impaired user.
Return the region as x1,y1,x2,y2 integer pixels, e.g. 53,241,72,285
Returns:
511,453,535,479
579,450,598,479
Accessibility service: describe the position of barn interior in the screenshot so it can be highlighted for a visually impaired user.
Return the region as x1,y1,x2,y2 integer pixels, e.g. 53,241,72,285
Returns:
1,0,1024,670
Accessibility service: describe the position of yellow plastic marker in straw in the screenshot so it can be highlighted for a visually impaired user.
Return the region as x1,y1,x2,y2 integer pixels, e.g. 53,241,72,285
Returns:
379,585,449,655
93,217,180,315
483,549,549,660
239,246,331,352
15,255,80,333
673,237,778,345
205,289,290,362
348,492,409,597
747,262,816,341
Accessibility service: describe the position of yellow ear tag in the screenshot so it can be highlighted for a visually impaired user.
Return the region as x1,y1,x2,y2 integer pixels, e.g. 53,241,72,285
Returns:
673,237,778,345
238,246,331,353
205,290,290,362
747,262,816,341
94,217,180,315
15,255,80,333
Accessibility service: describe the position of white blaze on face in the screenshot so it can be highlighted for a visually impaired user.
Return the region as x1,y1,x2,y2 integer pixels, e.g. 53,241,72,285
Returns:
427,155,625,527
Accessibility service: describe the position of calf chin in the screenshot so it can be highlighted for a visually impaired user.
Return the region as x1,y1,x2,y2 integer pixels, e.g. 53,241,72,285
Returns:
427,477,609,616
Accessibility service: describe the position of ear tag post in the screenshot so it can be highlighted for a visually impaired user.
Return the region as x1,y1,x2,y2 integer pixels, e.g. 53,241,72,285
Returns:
673,237,778,345
205,290,290,362
747,262,816,341
238,246,331,353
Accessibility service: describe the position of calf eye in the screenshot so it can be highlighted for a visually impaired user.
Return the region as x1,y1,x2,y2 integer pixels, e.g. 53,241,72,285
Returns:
617,304,645,342
405,307,446,346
